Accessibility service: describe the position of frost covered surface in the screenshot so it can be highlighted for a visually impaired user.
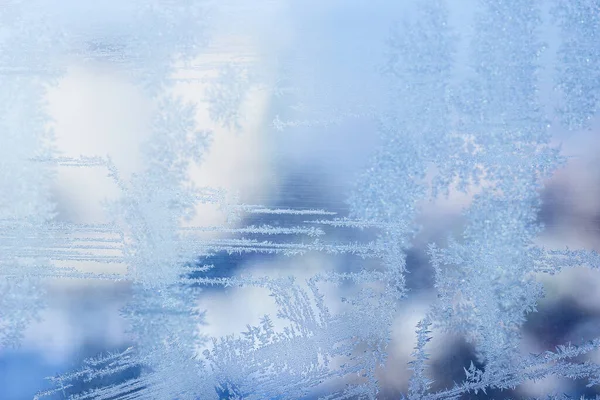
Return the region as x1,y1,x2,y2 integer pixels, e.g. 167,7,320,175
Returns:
2,0,600,399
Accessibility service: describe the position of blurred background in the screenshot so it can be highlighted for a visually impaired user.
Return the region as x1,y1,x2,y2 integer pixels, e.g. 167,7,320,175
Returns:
2,0,600,398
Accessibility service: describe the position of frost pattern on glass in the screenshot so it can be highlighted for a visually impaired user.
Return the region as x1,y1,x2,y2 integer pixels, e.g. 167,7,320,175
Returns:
1,0,600,399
